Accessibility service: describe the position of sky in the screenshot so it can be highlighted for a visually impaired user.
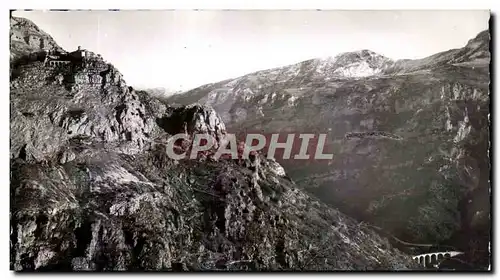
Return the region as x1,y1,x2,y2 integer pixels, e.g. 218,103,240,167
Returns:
13,10,490,92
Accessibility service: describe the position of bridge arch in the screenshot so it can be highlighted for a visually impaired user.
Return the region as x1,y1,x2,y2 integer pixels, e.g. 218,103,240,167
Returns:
431,254,437,263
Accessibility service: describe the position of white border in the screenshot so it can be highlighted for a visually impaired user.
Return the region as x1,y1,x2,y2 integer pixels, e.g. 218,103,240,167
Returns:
2,0,497,279
2,0,498,10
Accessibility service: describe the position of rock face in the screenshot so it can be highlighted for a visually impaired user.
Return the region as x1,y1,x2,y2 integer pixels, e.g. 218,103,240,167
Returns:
156,104,226,140
10,16,63,62
10,17,419,271
167,30,491,269
10,59,154,162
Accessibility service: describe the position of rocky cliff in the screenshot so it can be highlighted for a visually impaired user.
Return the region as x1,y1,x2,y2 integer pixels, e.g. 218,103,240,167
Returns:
167,30,491,269
10,16,63,61
9,16,419,271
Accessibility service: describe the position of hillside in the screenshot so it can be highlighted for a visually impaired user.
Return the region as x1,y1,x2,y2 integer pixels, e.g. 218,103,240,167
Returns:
9,16,419,271
10,16,63,61
167,30,491,269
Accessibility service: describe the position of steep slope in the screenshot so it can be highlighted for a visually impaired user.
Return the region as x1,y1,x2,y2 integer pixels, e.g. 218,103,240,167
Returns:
9,17,418,271
10,16,63,61
166,30,491,269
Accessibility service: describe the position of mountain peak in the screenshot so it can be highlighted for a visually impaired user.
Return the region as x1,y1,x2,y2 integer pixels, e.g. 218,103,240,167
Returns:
465,29,490,50
332,49,392,65
336,49,384,58
316,49,393,78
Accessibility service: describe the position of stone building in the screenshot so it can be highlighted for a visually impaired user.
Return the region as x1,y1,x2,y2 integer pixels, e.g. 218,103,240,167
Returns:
44,46,88,67
68,46,88,61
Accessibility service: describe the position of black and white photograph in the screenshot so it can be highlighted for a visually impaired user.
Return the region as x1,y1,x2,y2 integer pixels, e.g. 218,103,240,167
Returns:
8,8,492,272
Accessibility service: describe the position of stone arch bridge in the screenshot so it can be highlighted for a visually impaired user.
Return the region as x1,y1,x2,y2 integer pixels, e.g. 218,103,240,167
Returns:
413,251,464,267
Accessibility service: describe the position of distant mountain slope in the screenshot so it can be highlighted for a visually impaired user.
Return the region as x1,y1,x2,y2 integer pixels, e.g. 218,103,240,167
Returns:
166,30,491,269
9,16,419,271
385,30,490,74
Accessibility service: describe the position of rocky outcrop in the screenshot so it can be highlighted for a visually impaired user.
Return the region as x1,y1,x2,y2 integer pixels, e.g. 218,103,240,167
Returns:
10,16,63,63
10,54,159,162
156,104,226,144
10,16,419,271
